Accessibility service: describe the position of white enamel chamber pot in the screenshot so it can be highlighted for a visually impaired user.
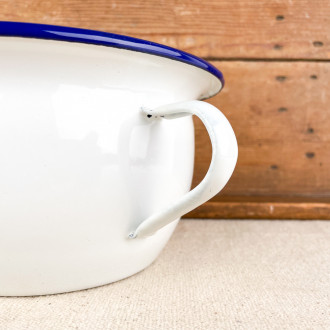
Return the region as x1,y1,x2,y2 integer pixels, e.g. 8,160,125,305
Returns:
0,22,238,296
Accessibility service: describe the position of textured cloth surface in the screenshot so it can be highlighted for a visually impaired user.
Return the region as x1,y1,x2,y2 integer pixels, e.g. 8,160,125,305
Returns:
0,220,329,329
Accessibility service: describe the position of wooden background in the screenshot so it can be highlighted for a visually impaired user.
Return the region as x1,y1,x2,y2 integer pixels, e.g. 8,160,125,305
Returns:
2,0,330,219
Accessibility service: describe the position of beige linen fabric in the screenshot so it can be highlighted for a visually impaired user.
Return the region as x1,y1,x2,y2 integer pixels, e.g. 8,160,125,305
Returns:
0,220,329,329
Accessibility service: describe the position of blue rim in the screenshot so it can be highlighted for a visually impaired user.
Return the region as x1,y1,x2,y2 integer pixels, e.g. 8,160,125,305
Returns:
0,21,224,92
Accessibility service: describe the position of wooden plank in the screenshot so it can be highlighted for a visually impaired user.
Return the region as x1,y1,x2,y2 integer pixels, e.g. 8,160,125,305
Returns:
0,0,329,59
184,196,330,219
192,61,330,201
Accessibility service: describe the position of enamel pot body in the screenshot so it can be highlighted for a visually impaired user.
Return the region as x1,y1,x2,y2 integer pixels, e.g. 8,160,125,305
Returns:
0,24,237,296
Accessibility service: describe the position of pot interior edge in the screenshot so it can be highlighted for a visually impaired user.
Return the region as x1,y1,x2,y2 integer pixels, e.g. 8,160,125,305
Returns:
1,36,221,104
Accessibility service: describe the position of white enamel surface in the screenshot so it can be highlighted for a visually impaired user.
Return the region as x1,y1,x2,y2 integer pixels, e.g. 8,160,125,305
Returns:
0,38,230,296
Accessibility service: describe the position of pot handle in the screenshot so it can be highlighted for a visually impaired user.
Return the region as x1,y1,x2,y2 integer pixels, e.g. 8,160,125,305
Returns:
129,100,238,239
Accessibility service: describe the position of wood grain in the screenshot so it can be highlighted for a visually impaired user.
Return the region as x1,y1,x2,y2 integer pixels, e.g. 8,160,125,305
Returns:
0,0,329,59
193,61,330,198
185,196,330,219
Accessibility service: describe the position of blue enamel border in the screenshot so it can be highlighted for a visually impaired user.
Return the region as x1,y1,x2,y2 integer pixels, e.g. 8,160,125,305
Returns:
0,21,224,92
